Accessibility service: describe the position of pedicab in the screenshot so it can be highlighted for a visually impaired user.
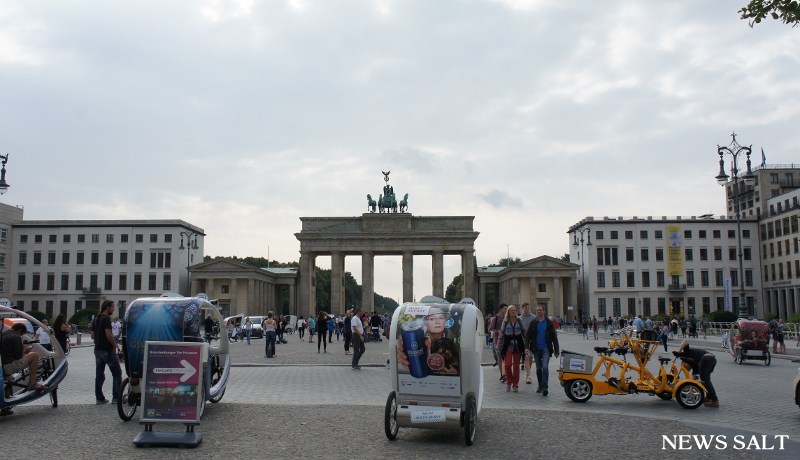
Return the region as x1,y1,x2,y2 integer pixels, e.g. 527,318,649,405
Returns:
385,297,484,446
116,294,231,421
729,320,771,366
1,306,68,415
558,327,707,409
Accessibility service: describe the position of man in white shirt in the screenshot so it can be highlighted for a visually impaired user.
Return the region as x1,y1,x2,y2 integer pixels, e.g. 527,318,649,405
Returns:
111,317,122,344
36,319,52,351
351,308,365,370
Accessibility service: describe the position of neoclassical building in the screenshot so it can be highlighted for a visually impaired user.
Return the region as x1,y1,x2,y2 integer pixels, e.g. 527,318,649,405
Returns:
477,256,580,320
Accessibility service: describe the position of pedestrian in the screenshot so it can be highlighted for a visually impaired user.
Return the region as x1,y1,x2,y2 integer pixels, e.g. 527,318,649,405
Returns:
689,315,697,338
592,316,599,340
680,317,687,338
351,308,365,370
344,310,353,355
489,304,508,382
52,314,70,354
770,316,780,354
602,317,608,333
35,319,52,351
675,339,718,407
327,315,335,343
204,314,214,342
370,311,382,341
659,320,669,352
308,314,316,343
524,305,560,396
581,318,589,339
518,304,535,384
244,317,253,345
263,312,277,358
700,315,710,339
297,316,306,341
777,318,786,354
499,305,526,392
92,300,122,404
317,311,329,353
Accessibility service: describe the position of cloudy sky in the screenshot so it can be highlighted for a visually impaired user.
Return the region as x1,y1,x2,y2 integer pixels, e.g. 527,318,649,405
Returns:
2,0,799,303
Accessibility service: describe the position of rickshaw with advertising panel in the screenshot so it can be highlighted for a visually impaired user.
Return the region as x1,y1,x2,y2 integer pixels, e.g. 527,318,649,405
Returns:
385,297,484,446
729,320,771,365
1,306,68,416
116,294,231,421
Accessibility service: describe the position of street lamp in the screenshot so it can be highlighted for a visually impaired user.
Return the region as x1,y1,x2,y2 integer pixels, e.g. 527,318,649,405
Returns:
0,154,10,195
572,226,592,322
716,132,755,320
179,230,200,296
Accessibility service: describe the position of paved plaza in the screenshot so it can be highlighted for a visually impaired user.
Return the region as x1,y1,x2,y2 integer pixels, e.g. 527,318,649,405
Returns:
2,329,799,459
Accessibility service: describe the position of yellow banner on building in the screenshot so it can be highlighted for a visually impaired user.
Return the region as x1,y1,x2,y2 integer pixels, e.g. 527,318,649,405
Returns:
667,225,683,276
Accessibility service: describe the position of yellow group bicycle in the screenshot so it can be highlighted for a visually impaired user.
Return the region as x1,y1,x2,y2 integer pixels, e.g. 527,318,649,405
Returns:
558,327,707,409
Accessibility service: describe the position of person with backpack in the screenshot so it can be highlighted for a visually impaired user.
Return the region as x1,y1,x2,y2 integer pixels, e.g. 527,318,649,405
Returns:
770,316,780,354
700,315,710,339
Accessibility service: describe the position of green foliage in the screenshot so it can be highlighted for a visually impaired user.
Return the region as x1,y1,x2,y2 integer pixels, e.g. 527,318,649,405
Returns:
650,314,670,323
489,257,522,268
789,312,800,323
560,253,570,262
764,311,776,322
204,255,298,268
708,310,738,322
740,0,800,27
25,310,50,323
69,308,99,325
445,274,463,303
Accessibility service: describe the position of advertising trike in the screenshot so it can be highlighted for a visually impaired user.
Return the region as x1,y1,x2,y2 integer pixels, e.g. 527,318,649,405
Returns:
1,306,68,415
729,320,771,366
385,297,484,445
117,294,231,421
558,327,707,409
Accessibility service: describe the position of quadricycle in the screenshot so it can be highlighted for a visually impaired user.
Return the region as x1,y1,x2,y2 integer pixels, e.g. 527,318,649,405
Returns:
558,327,707,409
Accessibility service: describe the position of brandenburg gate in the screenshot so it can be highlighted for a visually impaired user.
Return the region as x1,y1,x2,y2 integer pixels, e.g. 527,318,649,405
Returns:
295,213,479,317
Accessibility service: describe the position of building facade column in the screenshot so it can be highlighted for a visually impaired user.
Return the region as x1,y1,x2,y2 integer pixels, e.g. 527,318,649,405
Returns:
230,278,239,315
331,251,344,314
529,277,538,307
462,249,476,300
552,277,562,319
298,251,316,319
206,278,215,299
402,251,414,303
289,282,296,316
432,250,444,298
247,278,255,313
569,275,578,319
478,282,486,313
190,279,198,297
362,250,375,312
511,277,520,306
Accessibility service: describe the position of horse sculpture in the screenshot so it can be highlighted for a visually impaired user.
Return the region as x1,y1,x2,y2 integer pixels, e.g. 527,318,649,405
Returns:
399,193,408,213
367,194,377,213
378,193,398,213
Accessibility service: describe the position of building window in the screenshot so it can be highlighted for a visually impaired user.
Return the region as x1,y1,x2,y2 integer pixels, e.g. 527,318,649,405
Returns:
31,301,39,311
163,274,171,291
89,274,98,290
17,274,25,290
714,248,722,261
598,298,606,317
63,234,71,243
76,252,85,265
0,228,6,243
120,252,128,264
642,271,650,287
105,252,113,264
656,271,665,287
47,252,56,265
641,248,649,262
18,252,26,265
658,298,666,315
684,230,692,239
75,274,83,290
60,300,68,316
33,252,41,265
595,231,604,240
655,248,664,261
62,252,70,265
221,284,230,294
77,234,85,243
150,234,158,243
121,234,129,243
61,274,69,290
687,297,696,315
713,230,721,238
104,274,113,291
32,274,40,290
538,283,547,292
745,270,753,286
626,271,635,287
642,298,651,317
91,234,100,243
686,270,694,287
612,272,621,287
729,248,737,260
715,270,724,287
743,229,751,238
612,298,621,317
728,230,735,238
699,248,708,261
625,231,633,239
743,247,752,260
596,247,619,265
610,231,619,239
133,274,142,290
640,231,648,239
655,230,663,239
597,272,605,288
625,248,634,262
74,300,82,312
684,248,693,261
91,252,99,265
106,234,114,243
34,235,43,243
134,252,143,265
164,234,173,243
119,274,127,290
20,235,28,243
0,253,5,269
699,230,707,238
135,234,143,243
49,235,57,243
148,274,157,290
701,270,709,287
46,274,55,290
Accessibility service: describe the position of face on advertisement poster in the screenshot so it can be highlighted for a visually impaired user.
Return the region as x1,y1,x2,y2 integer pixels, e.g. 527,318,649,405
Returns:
396,304,463,378
142,343,202,422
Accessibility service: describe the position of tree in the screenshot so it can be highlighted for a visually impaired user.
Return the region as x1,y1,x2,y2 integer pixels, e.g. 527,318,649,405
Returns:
560,253,570,262
445,274,463,303
489,257,522,268
740,1,800,27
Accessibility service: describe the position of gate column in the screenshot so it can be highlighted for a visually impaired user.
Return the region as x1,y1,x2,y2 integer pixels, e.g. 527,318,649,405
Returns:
402,251,414,303
362,250,375,312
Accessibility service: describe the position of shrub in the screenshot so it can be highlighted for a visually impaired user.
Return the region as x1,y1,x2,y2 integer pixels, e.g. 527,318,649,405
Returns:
650,314,670,323
25,310,50,323
707,310,738,322
69,308,99,326
789,313,800,324
764,311,776,322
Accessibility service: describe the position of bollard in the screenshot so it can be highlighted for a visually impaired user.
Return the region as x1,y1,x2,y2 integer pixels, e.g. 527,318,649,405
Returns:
77,332,81,345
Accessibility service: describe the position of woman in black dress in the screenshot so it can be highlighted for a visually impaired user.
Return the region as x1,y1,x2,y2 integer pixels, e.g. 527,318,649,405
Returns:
52,314,70,353
316,312,329,353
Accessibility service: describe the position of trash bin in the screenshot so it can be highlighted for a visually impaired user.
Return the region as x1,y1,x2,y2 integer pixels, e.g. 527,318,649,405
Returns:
76,332,81,345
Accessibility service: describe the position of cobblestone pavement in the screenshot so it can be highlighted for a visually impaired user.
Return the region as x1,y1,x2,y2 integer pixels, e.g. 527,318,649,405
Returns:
5,329,799,459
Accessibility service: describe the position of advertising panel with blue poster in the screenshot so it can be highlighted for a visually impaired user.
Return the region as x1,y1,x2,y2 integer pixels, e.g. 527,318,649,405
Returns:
396,304,464,397
141,342,203,422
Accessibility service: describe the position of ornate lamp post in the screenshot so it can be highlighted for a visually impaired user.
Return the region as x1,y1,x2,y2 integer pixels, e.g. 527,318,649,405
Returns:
572,227,592,322
179,230,200,296
0,154,10,195
716,133,755,320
